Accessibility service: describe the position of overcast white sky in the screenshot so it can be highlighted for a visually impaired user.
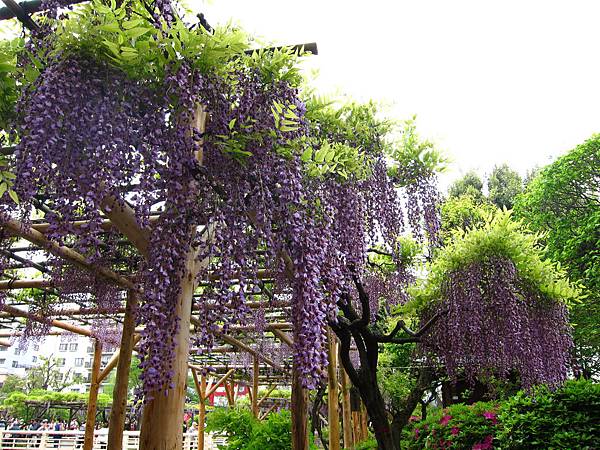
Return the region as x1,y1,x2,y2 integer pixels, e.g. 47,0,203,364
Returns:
194,0,600,189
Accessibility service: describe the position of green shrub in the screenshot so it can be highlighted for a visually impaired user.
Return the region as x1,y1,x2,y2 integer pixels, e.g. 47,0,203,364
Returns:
206,407,316,450
496,379,600,449
206,408,257,450
402,401,499,449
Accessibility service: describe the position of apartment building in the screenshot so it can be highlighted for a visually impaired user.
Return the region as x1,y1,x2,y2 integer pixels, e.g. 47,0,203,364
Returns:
0,334,117,393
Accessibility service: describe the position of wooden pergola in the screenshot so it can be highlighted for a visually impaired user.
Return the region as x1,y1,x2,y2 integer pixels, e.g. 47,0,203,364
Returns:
0,1,371,449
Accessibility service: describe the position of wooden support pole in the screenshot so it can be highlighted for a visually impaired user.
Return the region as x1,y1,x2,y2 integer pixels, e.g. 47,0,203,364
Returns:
139,248,198,450
204,369,235,399
256,384,276,409
107,291,138,450
139,105,208,450
225,379,235,407
291,362,308,450
340,366,354,449
259,403,277,421
98,334,141,384
327,330,341,450
252,355,259,418
191,369,206,450
84,339,103,450
0,215,135,290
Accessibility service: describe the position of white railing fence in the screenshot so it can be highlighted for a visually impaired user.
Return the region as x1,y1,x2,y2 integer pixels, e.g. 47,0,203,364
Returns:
0,430,227,450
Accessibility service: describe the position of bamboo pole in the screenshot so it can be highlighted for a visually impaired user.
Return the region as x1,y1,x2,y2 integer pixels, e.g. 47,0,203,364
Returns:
252,355,259,418
327,330,340,450
0,215,135,290
291,362,308,450
340,367,354,449
84,339,103,450
107,291,138,450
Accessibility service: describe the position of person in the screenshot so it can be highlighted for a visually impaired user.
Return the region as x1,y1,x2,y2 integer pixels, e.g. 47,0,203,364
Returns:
96,422,109,450
6,419,21,448
27,420,41,447
50,419,63,448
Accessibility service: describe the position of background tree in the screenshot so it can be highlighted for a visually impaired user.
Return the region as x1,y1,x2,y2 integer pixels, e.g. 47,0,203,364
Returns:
448,170,484,201
25,355,84,392
515,135,600,378
487,163,523,209
0,374,25,401
439,194,496,244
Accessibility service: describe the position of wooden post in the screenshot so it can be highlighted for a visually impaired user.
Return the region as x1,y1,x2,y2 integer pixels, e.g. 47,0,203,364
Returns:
327,330,340,450
138,105,208,450
139,249,197,450
340,367,354,449
291,362,308,450
107,290,138,450
192,369,207,450
252,355,259,418
84,339,103,450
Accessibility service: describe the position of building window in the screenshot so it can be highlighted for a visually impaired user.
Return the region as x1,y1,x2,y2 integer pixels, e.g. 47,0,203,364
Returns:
84,361,91,368
0,347,7,351
59,343,68,352
33,344,39,351
58,358,65,367
87,346,93,353
14,348,22,356
69,343,78,352
32,356,37,363
11,361,18,368
0,359,5,365
75,358,84,367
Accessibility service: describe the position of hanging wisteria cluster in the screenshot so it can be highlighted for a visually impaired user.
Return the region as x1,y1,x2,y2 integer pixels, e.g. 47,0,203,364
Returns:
416,213,578,389
1,0,443,397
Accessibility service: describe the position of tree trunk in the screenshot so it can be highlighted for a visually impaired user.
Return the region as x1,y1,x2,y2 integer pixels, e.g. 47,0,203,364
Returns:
353,368,398,450
390,367,435,443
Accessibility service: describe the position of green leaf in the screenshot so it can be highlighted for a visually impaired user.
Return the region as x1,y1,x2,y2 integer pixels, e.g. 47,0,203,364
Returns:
300,148,312,162
8,189,18,204
0,182,7,198
98,23,121,33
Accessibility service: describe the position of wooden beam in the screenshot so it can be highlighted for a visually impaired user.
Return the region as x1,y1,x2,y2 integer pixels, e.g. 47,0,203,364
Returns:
252,355,259,418
0,215,135,290
0,339,12,347
327,329,340,450
204,325,285,372
0,279,52,290
204,369,235,399
1,304,93,337
107,291,138,450
100,193,150,258
291,362,308,450
259,403,277,421
84,339,103,450
271,329,293,348
256,384,276,409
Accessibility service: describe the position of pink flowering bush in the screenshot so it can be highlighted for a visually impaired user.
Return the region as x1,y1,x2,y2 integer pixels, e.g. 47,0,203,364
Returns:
402,402,499,449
